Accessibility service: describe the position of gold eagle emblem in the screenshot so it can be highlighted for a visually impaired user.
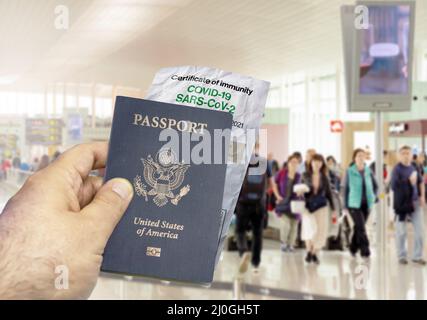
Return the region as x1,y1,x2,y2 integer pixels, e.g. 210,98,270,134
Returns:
134,148,190,207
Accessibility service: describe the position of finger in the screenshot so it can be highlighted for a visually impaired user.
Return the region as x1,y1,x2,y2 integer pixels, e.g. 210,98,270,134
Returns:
78,176,103,208
50,142,109,182
82,178,134,251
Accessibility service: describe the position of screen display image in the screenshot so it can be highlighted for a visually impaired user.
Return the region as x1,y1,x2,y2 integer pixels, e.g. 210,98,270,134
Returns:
359,5,411,95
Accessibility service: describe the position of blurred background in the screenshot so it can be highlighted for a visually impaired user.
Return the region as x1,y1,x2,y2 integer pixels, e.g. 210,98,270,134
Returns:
1,0,427,300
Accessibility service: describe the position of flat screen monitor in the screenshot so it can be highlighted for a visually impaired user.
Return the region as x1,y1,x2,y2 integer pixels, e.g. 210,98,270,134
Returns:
349,1,416,112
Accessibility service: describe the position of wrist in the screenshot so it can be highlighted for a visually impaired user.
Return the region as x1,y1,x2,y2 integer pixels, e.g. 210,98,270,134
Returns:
0,221,21,299
0,210,57,300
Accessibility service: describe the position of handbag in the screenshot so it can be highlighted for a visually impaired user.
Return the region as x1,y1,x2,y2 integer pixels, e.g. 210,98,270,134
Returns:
306,193,327,213
276,198,291,213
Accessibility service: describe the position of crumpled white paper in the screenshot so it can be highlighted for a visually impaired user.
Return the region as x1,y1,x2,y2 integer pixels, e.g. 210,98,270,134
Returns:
146,66,270,265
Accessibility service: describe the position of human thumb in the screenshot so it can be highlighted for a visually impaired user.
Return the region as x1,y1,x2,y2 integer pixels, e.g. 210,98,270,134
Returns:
82,178,134,248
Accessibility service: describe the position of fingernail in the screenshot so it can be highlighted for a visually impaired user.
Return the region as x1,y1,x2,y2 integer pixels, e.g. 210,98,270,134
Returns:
112,179,133,199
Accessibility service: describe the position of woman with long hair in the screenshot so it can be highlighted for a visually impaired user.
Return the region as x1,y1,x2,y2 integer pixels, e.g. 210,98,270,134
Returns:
301,154,336,264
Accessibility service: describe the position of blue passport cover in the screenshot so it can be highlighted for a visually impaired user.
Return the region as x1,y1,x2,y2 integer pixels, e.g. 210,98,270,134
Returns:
101,97,232,284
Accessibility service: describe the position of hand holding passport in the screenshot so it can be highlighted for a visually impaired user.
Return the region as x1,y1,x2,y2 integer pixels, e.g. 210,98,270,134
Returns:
101,97,232,284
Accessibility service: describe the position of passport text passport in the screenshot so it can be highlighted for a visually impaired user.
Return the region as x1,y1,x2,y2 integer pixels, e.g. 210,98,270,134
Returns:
101,97,232,284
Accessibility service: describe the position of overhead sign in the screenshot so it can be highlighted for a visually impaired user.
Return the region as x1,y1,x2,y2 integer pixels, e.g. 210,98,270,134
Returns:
330,120,344,133
25,118,63,145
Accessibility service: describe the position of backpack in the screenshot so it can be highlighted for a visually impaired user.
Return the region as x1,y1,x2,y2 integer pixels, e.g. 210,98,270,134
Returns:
238,167,267,205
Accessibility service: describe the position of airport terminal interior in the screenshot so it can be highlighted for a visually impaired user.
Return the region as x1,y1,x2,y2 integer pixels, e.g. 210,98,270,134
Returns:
1,0,427,300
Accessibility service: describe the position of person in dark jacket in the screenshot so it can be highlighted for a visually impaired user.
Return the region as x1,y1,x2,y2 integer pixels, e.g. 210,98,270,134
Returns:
272,154,301,252
391,146,426,265
235,165,267,273
235,143,271,274
302,154,336,264
343,148,378,260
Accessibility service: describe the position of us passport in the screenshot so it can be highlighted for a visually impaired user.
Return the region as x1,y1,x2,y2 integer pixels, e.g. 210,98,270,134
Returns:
101,97,232,284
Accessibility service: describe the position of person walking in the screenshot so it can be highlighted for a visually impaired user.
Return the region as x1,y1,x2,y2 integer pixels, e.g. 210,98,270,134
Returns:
235,145,270,274
391,146,426,265
343,148,378,260
272,154,302,252
302,154,336,264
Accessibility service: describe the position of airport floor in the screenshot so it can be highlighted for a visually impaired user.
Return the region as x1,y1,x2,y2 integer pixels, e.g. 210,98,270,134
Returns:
90,237,427,300
2,180,427,300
